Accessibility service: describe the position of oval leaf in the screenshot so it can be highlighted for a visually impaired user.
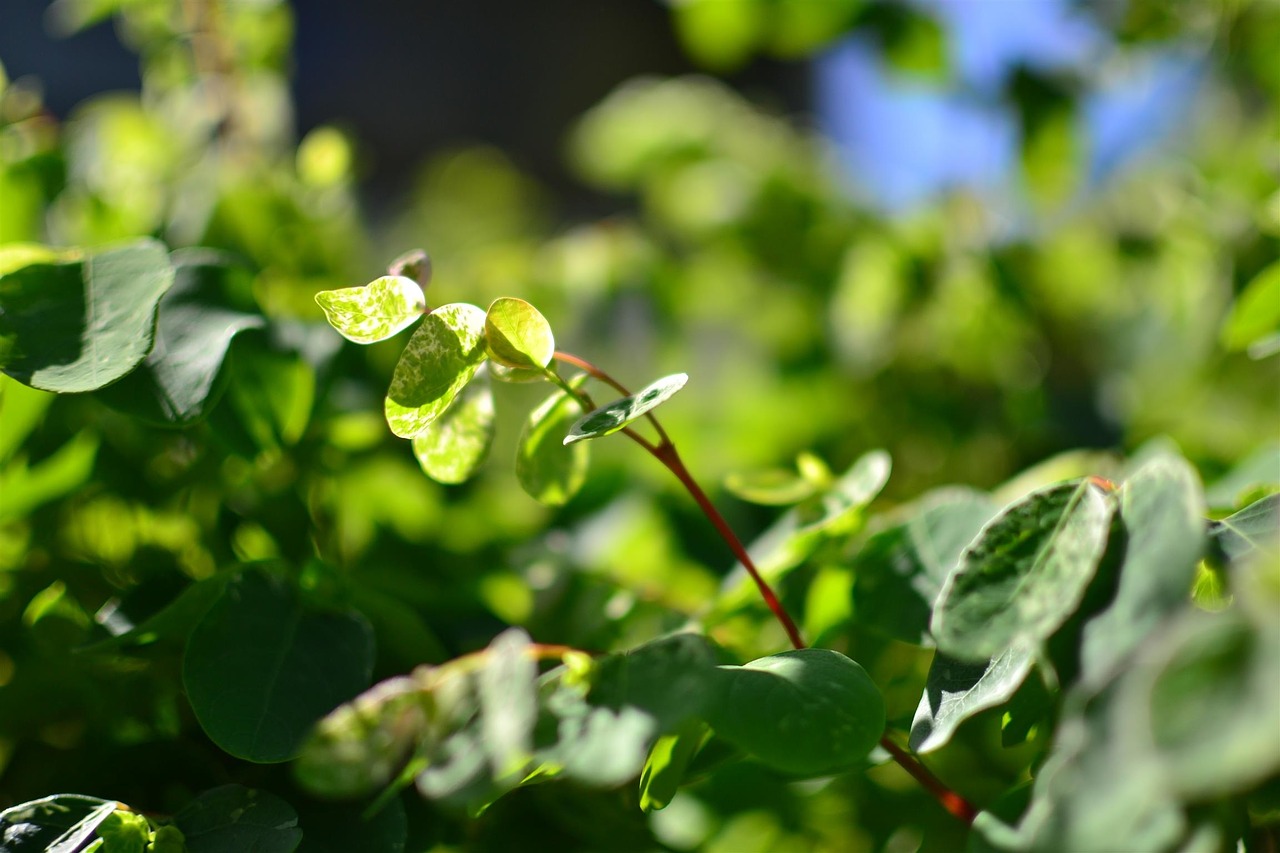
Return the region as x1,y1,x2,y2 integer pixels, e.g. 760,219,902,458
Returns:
411,371,495,484
908,646,1035,753
485,296,555,369
704,648,884,776
175,785,302,853
0,239,174,392
931,480,1115,662
384,303,488,439
315,275,426,344
564,373,688,445
183,570,374,763
516,377,589,505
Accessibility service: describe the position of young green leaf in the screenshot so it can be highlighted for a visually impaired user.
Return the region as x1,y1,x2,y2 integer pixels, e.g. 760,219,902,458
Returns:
516,376,588,505
704,649,884,776
564,373,688,445
639,720,710,812
183,570,374,763
931,480,1116,662
411,371,495,484
485,296,555,369
384,303,488,438
0,239,174,392
315,274,426,344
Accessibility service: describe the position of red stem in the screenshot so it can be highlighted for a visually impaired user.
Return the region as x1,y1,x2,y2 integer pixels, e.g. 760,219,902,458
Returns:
550,350,977,825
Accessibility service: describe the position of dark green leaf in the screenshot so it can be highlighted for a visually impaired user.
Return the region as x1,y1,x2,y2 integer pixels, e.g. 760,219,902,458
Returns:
315,275,426,344
384,303,488,438
183,570,374,763
175,785,301,853
484,296,555,369
515,377,588,505
411,371,495,484
588,633,720,733
931,480,1116,662
95,251,264,424
909,646,1034,753
705,649,884,776
1080,455,1205,684
564,373,687,444
0,239,174,392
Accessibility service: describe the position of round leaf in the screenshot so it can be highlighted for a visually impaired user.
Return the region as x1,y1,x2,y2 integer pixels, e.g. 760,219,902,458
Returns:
384,303,488,439
931,480,1116,662
516,377,588,505
315,275,426,344
705,648,884,776
411,371,495,484
564,373,688,445
0,239,174,392
484,296,555,369
175,785,301,853
183,570,374,763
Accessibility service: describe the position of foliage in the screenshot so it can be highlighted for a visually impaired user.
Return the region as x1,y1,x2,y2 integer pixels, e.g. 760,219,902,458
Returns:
1,1,1278,852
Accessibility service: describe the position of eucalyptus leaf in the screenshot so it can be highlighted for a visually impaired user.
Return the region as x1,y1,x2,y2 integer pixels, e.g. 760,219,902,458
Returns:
485,296,555,369
411,371,495,484
315,275,426,344
183,570,374,763
515,376,588,505
909,646,1035,753
704,649,884,776
931,480,1116,662
0,239,174,392
384,303,488,438
564,373,688,444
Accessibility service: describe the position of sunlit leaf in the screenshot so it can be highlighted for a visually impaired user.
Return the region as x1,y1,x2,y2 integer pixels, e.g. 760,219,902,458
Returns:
384,303,488,438
478,628,537,780
931,480,1116,662
1079,454,1206,684
516,377,589,505
724,467,816,505
0,239,174,392
96,250,264,425
315,275,426,344
1222,261,1280,357
705,649,884,776
909,647,1034,753
183,570,374,763
92,809,151,852
564,373,687,444
0,431,98,524
175,785,301,853
639,720,709,812
411,372,495,484
484,296,555,369
0,795,115,853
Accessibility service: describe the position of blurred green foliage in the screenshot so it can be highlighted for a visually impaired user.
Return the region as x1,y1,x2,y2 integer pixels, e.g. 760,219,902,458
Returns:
0,0,1278,850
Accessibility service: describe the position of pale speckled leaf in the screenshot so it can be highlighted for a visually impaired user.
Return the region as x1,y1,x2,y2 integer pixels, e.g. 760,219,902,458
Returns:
516,377,588,505
384,303,488,439
411,372,495,484
931,480,1115,662
564,373,687,445
315,275,426,344
485,297,555,369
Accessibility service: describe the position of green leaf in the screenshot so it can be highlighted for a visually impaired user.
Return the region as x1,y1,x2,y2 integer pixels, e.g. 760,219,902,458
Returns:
95,250,264,424
92,809,150,853
210,335,316,454
1221,261,1280,356
478,628,538,780
484,296,555,369
852,488,998,645
515,377,589,505
908,646,1035,753
1208,494,1280,567
931,480,1116,662
488,361,545,383
704,649,884,776
544,705,657,789
0,374,53,462
384,303,488,438
723,467,817,506
1080,455,1206,684
183,570,374,763
81,572,230,652
1205,443,1280,509
0,431,98,524
0,239,175,392
0,242,77,275
564,373,688,445
411,371,495,484
0,795,116,853
315,275,427,344
175,785,301,853
588,633,720,733
639,720,709,812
